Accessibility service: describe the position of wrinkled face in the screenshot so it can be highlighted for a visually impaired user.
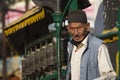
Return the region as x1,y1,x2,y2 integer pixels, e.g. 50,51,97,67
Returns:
67,22,90,42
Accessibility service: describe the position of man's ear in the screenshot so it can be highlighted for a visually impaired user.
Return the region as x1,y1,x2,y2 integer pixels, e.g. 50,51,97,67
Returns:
66,25,71,33
86,23,90,32
67,25,70,30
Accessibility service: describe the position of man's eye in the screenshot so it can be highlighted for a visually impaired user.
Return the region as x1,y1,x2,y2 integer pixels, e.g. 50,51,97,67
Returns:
70,28,74,30
78,27,82,29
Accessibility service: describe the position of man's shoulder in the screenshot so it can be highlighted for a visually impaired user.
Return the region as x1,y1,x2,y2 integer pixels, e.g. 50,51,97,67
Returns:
89,34,104,47
92,35,103,42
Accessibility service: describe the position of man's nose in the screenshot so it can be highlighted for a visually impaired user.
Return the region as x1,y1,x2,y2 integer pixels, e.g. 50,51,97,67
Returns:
74,29,79,34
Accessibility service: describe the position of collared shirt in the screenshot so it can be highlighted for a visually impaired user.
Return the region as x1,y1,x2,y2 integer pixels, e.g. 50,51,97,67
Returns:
70,35,116,80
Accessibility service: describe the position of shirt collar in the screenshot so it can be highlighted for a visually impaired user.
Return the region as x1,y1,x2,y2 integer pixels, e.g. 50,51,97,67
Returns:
82,34,89,46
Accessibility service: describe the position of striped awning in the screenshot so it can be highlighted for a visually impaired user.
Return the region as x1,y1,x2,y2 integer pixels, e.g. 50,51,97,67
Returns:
3,6,45,36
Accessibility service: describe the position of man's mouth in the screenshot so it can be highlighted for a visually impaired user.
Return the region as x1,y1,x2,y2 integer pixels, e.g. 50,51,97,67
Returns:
74,36,81,40
73,35,83,41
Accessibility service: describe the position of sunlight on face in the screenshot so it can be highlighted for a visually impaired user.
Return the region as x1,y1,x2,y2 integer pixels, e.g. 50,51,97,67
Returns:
67,22,90,42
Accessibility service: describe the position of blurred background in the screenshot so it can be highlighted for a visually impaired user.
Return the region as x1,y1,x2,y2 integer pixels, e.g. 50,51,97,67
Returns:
0,0,120,80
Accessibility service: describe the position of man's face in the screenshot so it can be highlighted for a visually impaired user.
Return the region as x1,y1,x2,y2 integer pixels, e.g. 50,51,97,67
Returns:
67,22,90,42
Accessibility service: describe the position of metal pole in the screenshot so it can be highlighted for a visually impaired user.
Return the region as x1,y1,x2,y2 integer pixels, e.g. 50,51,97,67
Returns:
25,0,30,11
54,0,61,80
56,0,61,13
1,10,7,80
52,13,62,80
56,22,61,80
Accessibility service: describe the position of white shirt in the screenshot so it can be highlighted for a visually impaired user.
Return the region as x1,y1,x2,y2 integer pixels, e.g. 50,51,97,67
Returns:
71,36,116,80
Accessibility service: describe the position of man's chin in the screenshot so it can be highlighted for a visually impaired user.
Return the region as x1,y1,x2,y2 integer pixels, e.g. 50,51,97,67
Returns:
73,36,85,42
73,39,82,42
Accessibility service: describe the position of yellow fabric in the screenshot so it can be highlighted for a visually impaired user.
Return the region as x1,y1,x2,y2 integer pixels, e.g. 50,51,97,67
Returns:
4,7,45,36
102,27,118,43
103,36,118,43
116,51,119,77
